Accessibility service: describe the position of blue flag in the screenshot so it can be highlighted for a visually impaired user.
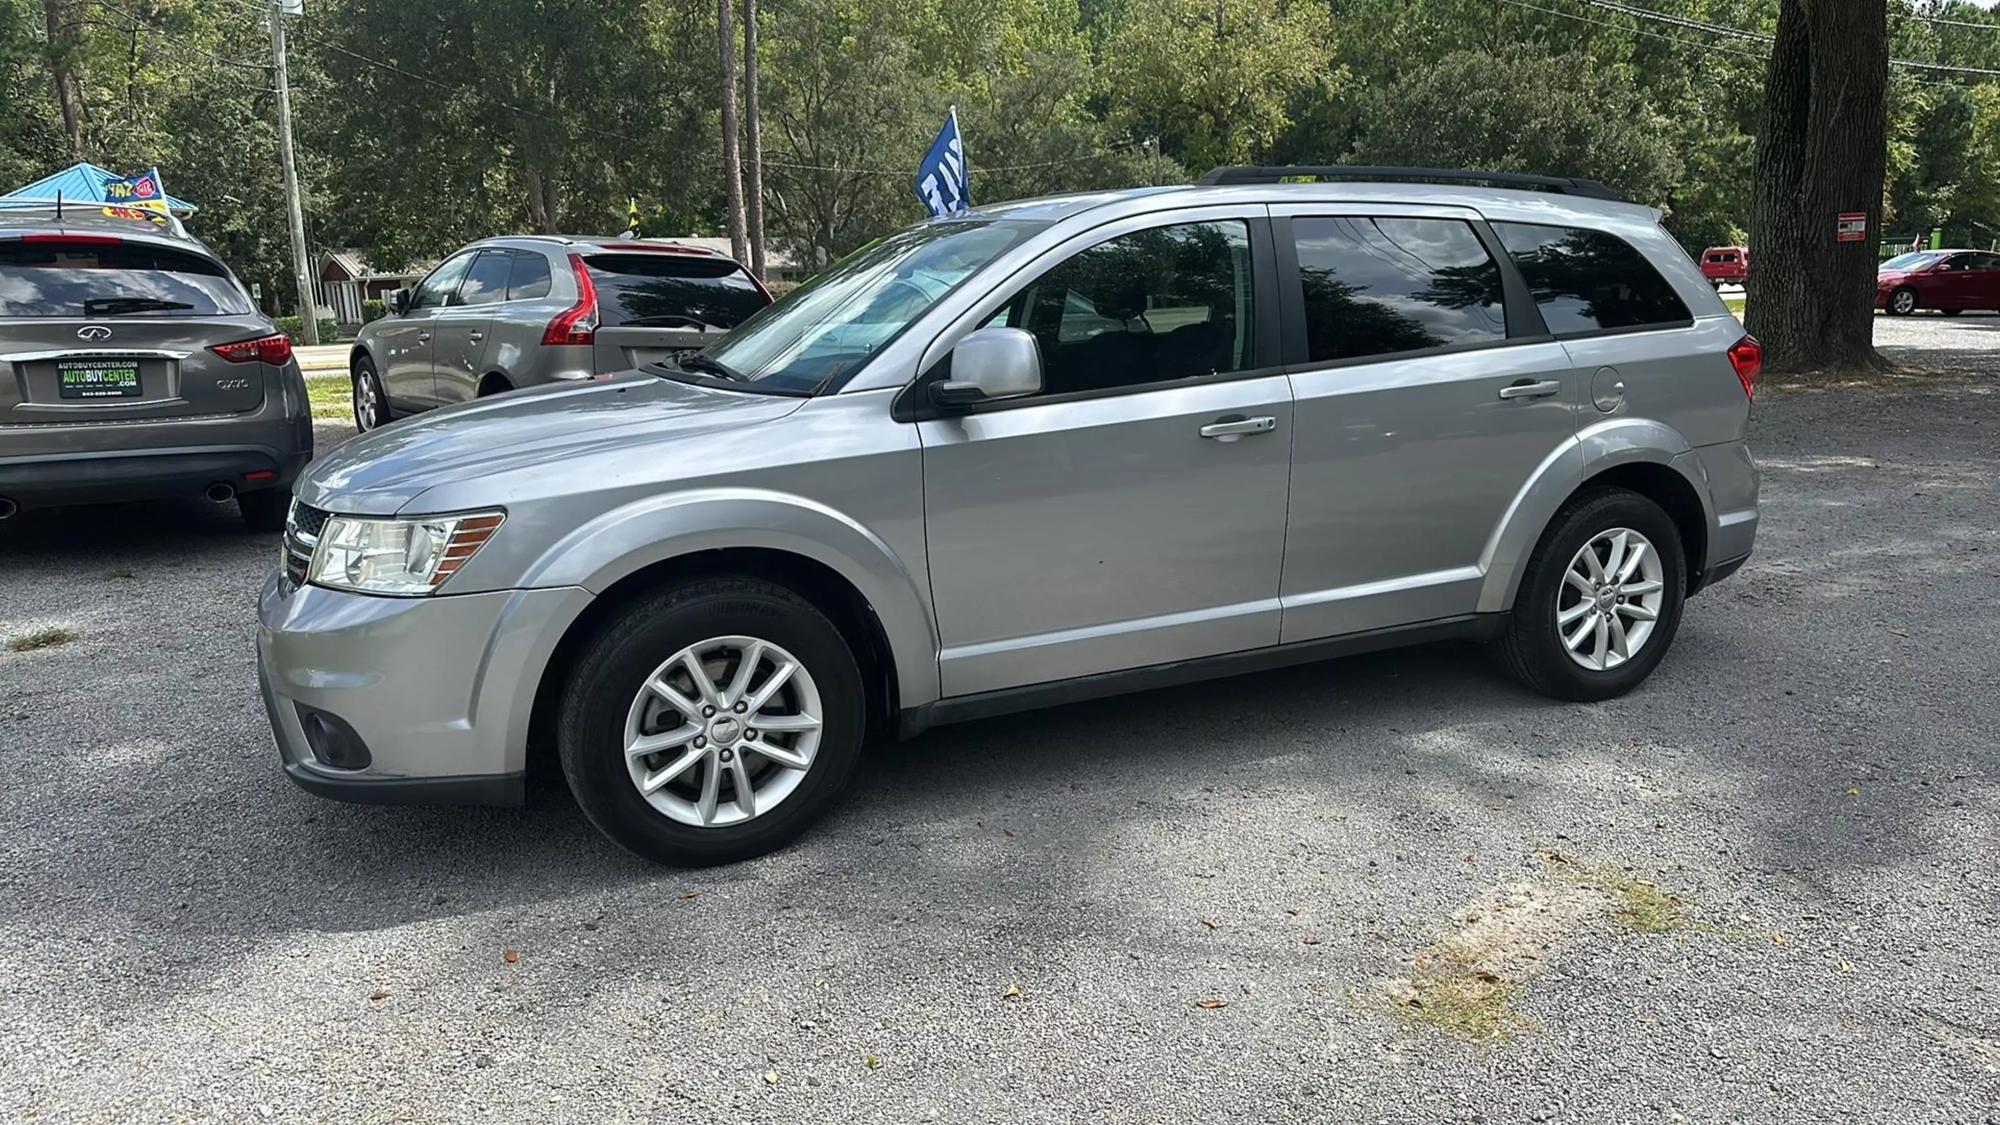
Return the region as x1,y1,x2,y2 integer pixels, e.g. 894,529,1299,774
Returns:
915,109,968,218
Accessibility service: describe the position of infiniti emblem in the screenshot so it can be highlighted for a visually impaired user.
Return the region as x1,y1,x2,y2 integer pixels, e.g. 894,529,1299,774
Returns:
76,325,113,341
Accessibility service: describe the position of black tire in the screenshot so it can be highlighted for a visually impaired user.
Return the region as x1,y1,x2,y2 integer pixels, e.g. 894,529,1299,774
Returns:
352,355,388,431
477,374,514,397
238,488,290,532
1886,287,1919,317
557,576,865,866
1495,488,1687,702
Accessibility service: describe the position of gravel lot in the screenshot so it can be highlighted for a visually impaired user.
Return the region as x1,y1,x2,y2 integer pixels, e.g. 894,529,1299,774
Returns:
2,319,1995,1124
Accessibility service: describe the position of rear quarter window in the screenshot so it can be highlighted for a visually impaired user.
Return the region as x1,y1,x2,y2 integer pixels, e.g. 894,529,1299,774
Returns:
584,253,767,330
0,240,249,317
1493,222,1691,336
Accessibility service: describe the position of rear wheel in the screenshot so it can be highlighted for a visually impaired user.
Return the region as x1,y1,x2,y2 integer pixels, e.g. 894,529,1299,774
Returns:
238,489,289,532
1886,287,1919,316
1495,489,1686,702
557,577,865,866
352,356,388,430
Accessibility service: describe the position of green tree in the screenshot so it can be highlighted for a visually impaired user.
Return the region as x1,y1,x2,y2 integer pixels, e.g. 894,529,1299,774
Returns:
1348,45,1683,207
1101,0,1337,173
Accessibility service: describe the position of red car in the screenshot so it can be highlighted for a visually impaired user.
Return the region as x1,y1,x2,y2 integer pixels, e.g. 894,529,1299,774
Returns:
1877,249,2000,316
1700,245,1749,288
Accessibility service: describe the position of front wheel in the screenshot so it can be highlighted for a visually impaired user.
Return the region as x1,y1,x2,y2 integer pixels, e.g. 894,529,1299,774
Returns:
352,356,389,431
557,577,866,866
1886,287,1919,317
1495,489,1686,702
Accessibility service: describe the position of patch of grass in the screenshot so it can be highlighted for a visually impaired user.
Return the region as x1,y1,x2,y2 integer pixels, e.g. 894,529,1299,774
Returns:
8,625,78,653
1554,859,1692,935
1389,950,1535,1043
1723,297,1746,317
306,372,352,417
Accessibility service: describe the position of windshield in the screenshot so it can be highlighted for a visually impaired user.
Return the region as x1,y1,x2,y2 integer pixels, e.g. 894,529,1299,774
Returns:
0,239,249,317
695,218,1047,392
1880,251,1945,273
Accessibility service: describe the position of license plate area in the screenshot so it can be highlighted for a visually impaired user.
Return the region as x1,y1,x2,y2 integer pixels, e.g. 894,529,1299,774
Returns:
56,359,143,399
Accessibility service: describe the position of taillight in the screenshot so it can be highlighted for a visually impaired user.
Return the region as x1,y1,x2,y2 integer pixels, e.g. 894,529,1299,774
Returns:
1727,335,1762,400
542,253,598,347
211,333,294,365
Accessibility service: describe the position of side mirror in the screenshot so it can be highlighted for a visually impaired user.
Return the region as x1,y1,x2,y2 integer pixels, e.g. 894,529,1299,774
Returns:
386,288,411,314
930,327,1042,410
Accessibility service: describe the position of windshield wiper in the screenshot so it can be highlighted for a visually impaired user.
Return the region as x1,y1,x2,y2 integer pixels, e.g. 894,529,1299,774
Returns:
82,296,194,316
675,352,750,382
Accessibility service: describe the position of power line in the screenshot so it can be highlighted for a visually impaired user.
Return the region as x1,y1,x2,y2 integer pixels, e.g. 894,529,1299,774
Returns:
1895,4,2000,31
1517,0,2000,81
81,0,268,72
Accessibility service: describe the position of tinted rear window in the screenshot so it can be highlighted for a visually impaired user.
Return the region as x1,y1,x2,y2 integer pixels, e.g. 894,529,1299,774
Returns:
0,239,249,317
1492,223,1691,335
585,253,767,330
1291,216,1507,362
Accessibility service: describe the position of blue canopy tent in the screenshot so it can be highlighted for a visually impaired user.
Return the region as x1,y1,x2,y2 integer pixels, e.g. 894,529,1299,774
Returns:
0,162,196,215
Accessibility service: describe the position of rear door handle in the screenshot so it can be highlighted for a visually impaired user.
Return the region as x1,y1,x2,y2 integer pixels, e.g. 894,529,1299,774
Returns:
1498,379,1562,400
468,331,484,343
1199,415,1277,441
417,331,432,344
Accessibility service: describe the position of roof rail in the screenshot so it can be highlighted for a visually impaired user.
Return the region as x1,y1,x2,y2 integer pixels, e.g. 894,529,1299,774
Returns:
1194,165,1623,202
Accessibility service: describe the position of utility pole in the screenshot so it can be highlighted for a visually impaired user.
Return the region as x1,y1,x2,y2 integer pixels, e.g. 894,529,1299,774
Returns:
269,0,318,346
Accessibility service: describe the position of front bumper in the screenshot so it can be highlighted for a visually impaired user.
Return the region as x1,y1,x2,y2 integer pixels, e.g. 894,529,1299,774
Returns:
256,572,592,805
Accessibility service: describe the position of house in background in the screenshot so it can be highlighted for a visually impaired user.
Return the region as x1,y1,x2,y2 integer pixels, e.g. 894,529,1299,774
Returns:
317,249,432,329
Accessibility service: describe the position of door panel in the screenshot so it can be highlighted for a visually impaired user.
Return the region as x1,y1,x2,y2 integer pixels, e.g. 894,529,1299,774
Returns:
1270,207,1580,643
381,251,474,409
921,376,1293,696
431,250,509,404
1281,343,1578,641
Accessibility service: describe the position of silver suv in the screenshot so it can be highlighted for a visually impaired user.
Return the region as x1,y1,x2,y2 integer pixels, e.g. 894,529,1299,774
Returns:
0,206,311,529
347,235,770,430
260,167,1762,865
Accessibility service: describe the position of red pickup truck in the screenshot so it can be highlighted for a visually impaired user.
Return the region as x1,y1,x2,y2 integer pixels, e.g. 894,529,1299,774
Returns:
1700,246,1749,288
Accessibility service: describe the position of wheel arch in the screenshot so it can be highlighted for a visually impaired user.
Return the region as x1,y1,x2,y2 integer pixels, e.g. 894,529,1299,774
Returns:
516,489,939,785
1478,418,1713,613
525,544,907,789
477,371,515,397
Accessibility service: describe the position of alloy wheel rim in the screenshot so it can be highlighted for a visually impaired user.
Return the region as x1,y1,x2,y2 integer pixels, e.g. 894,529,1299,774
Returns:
354,371,379,430
622,635,823,828
1557,527,1666,671
1893,290,1915,314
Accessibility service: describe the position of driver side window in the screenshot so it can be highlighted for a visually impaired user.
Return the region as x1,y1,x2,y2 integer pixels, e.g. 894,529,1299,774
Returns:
984,220,1257,398
412,252,475,310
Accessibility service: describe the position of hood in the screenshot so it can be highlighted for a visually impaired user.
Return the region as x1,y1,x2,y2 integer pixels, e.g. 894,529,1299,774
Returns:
298,371,808,513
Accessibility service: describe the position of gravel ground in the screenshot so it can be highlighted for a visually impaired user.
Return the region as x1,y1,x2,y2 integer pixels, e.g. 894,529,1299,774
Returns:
1,324,1995,1124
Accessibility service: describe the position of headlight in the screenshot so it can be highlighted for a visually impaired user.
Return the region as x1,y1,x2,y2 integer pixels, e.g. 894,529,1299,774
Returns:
307,510,505,595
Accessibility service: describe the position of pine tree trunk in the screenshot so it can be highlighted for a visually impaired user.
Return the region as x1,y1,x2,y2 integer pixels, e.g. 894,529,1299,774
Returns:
743,0,766,280
43,0,85,162
718,0,748,265
1746,0,1890,373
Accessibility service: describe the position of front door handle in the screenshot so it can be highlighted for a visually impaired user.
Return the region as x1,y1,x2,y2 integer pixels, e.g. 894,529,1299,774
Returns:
417,331,432,344
1498,379,1562,400
468,331,484,343
1199,415,1278,441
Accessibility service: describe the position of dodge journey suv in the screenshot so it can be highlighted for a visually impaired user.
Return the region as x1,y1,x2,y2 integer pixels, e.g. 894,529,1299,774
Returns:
260,167,1762,866
0,206,311,528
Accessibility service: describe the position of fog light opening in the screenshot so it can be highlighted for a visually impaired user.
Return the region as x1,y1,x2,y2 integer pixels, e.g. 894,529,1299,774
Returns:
295,704,373,770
